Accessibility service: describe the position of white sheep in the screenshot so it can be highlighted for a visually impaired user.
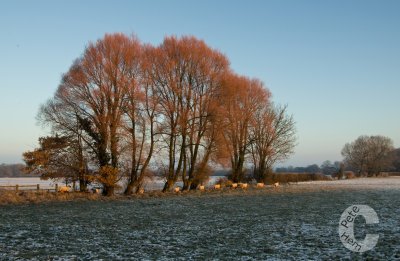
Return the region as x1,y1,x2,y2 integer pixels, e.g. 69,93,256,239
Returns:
173,187,180,192
199,185,205,190
214,184,221,189
240,183,248,189
256,183,264,187
231,183,238,188
274,182,280,187
59,186,70,192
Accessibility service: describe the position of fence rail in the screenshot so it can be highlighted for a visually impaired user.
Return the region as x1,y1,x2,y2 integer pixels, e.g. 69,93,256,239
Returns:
0,184,59,192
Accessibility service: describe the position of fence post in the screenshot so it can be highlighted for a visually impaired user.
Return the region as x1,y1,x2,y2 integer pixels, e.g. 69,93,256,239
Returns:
15,185,19,193
37,184,40,192
55,184,58,194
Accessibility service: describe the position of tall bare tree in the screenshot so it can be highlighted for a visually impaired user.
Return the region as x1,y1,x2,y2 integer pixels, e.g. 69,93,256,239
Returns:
123,44,160,194
250,104,296,182
37,33,141,195
180,38,228,191
147,36,229,191
219,73,271,183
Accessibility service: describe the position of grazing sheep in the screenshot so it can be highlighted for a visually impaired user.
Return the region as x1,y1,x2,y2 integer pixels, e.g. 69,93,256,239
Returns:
91,188,99,193
137,189,144,194
274,182,280,187
231,183,238,188
173,187,180,192
199,185,205,190
214,184,221,189
240,183,248,189
59,186,70,192
256,183,264,187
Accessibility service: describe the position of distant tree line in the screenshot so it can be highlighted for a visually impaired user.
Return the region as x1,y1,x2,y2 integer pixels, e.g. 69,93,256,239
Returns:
276,135,400,178
275,161,340,175
276,160,348,176
23,33,296,195
0,164,28,177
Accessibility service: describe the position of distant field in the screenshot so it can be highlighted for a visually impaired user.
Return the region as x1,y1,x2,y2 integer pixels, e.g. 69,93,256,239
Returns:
0,178,399,260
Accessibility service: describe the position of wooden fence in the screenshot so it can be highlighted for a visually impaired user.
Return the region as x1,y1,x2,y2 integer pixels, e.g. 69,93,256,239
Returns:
0,184,59,193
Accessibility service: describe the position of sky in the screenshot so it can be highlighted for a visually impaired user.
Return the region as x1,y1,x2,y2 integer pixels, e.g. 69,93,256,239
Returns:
0,0,399,167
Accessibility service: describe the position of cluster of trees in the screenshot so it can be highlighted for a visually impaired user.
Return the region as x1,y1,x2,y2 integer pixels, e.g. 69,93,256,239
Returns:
341,135,398,177
0,164,27,177
23,33,296,195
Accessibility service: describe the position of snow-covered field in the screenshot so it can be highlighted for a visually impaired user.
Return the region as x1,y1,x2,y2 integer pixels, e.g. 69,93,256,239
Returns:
0,177,399,260
294,176,400,187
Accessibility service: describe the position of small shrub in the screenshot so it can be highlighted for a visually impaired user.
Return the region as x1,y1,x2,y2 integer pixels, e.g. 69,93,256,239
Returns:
344,171,354,179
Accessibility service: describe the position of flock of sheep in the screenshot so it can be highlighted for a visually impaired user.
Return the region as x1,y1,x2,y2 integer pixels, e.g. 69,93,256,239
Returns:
58,182,280,194
172,182,280,192
58,186,99,193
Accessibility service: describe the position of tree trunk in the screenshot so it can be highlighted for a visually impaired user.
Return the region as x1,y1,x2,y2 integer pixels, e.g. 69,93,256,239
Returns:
162,180,174,192
189,183,198,190
182,180,191,191
124,169,138,195
124,181,136,195
103,185,115,196
234,151,245,182
79,178,88,192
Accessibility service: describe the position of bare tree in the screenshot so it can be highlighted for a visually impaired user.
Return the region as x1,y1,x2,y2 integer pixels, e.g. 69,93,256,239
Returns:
219,73,271,183
342,135,394,176
180,38,228,191
35,97,91,191
123,44,159,194
36,33,140,195
342,136,369,176
250,104,296,182
147,36,229,192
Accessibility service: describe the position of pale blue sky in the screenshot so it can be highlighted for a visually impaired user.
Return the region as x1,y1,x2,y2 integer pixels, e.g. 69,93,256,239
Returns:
0,0,399,166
